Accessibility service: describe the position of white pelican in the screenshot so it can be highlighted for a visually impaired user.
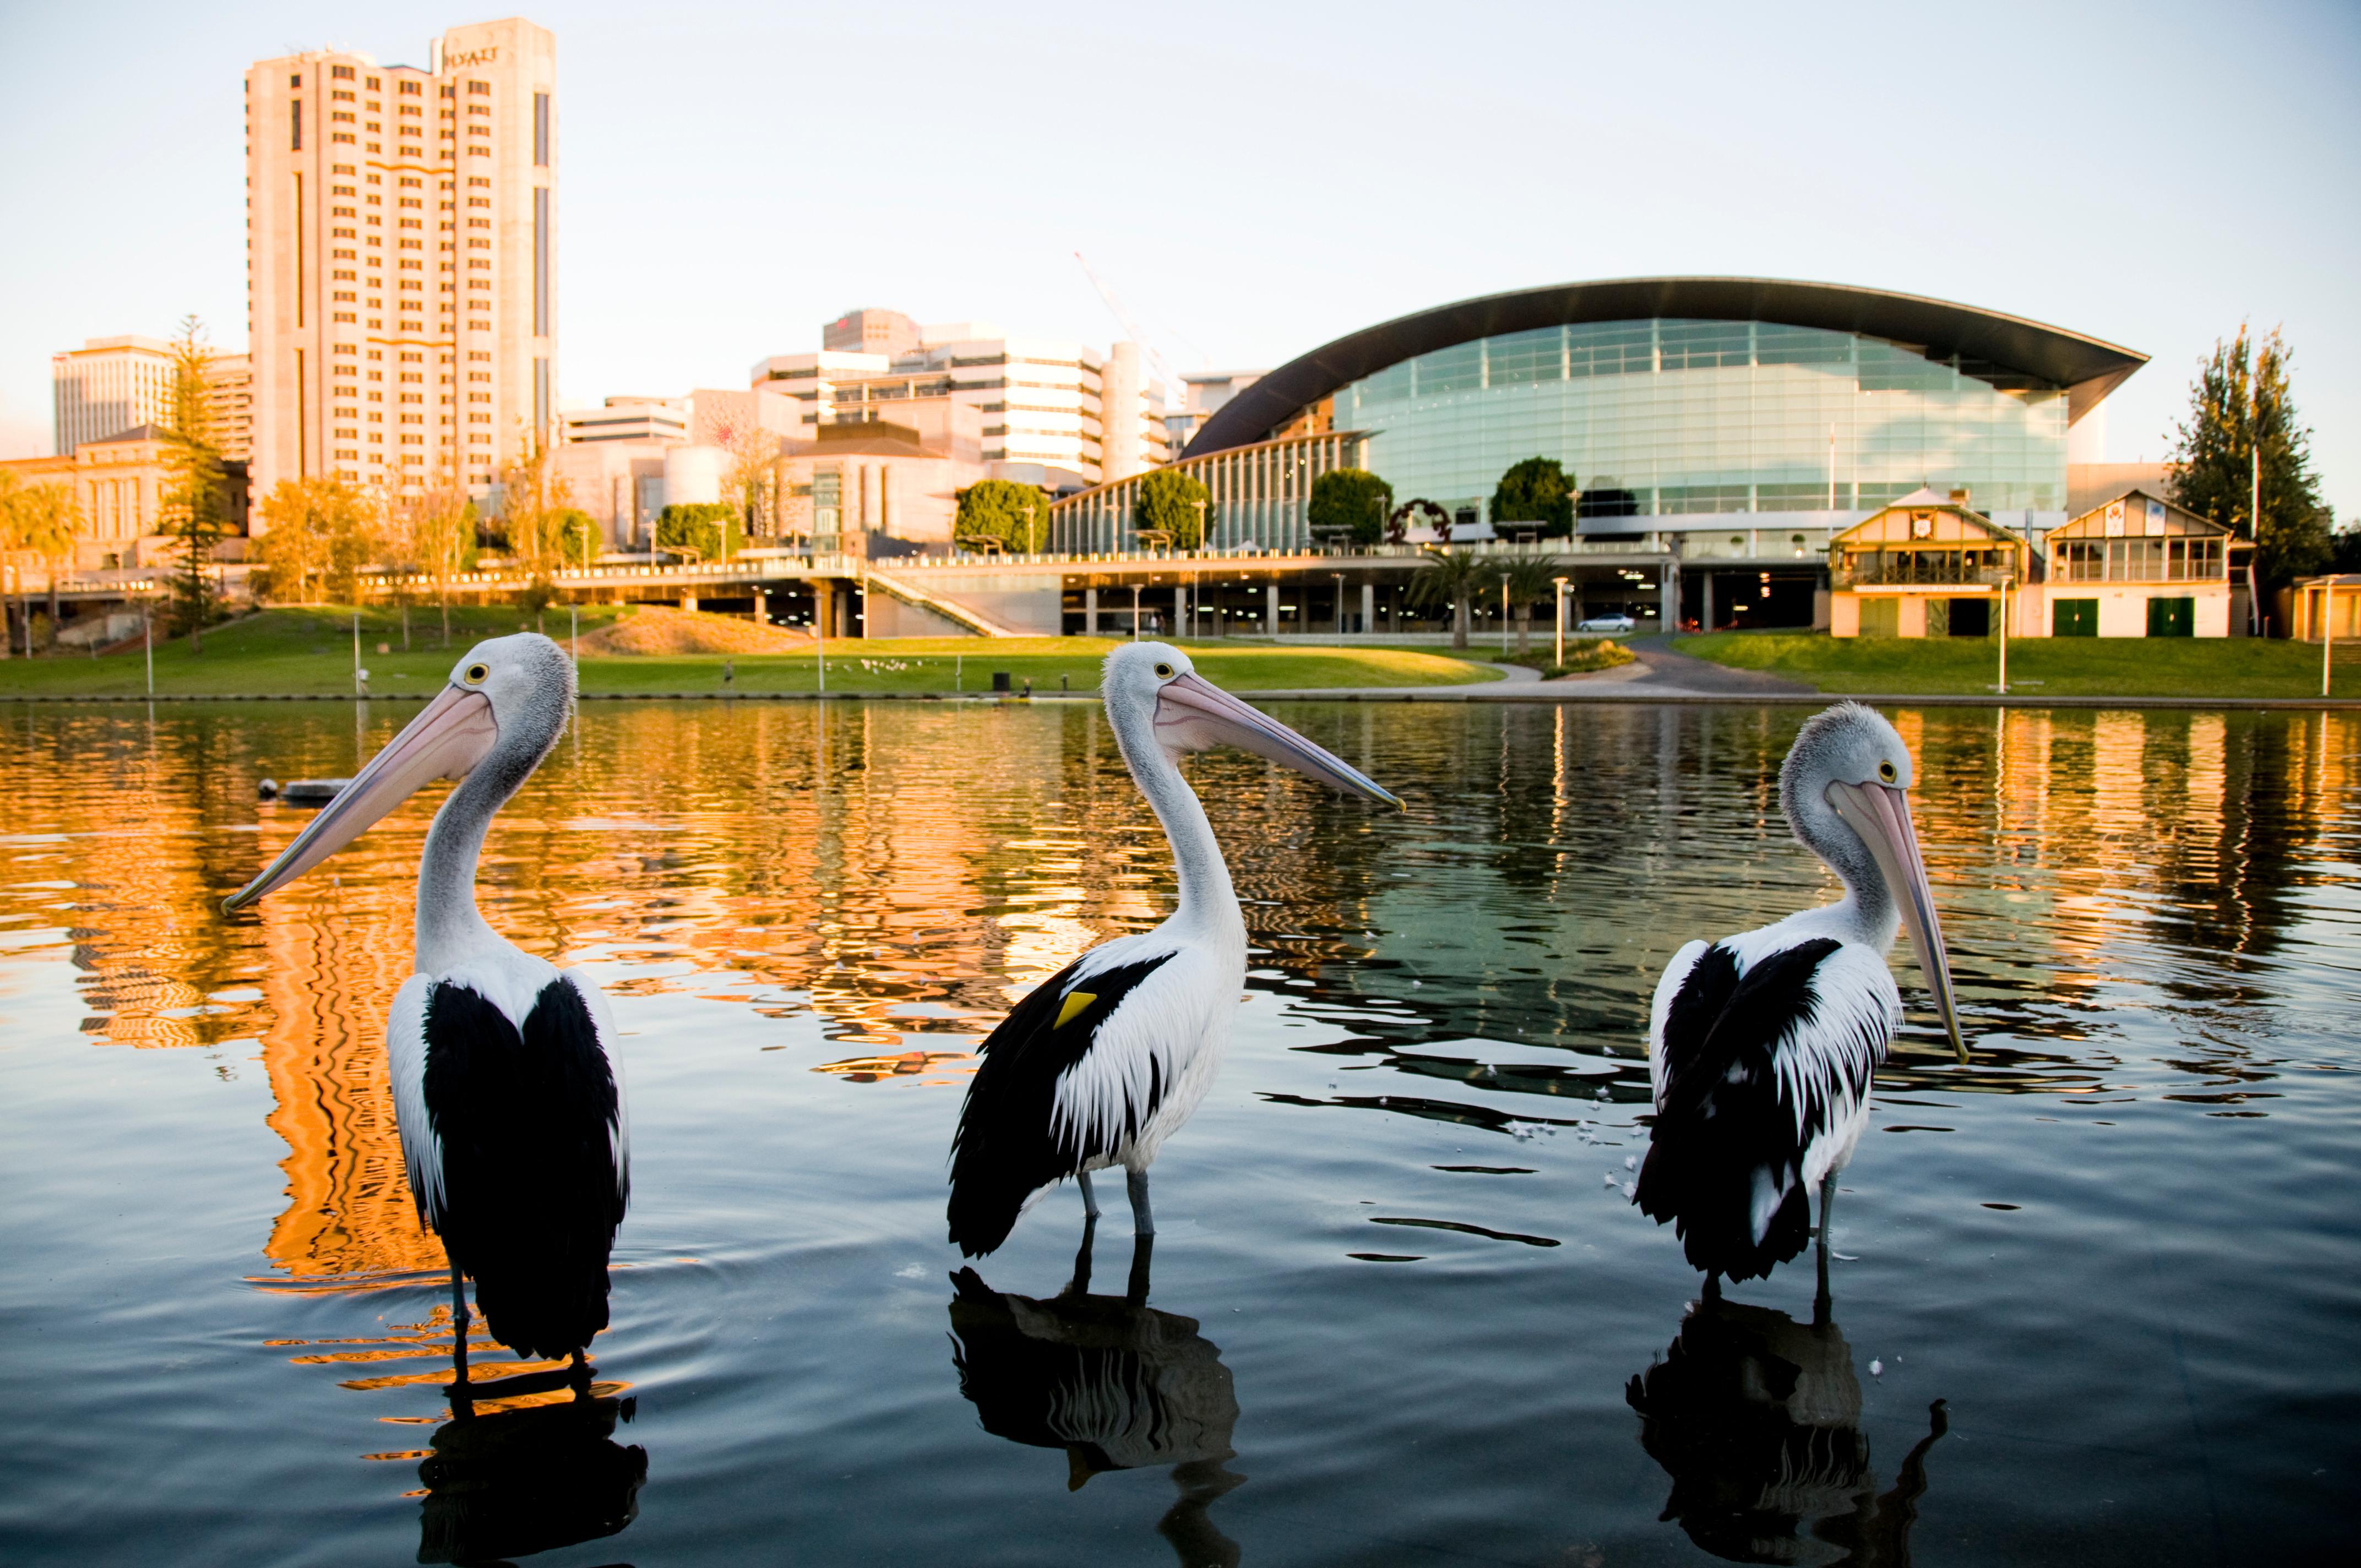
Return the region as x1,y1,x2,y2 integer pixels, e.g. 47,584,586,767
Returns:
225,634,627,1371
1634,701,1965,1297
948,641,1400,1259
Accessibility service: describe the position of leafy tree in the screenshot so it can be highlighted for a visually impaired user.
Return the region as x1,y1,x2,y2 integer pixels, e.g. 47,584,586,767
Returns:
1389,498,1449,544
158,317,233,647
706,412,782,538
5,480,81,641
255,477,376,605
1407,546,1488,649
954,479,1053,553
1495,554,1563,655
1308,469,1394,547
2168,323,2329,604
1134,469,1211,549
656,502,739,563
388,459,475,646
1491,457,1575,537
552,508,600,568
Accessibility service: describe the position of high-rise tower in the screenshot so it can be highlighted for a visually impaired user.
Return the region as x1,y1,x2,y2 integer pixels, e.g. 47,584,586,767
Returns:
244,17,556,499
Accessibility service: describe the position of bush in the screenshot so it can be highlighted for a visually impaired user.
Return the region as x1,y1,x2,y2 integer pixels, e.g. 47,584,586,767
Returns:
657,502,740,563
954,480,1053,553
1492,457,1575,537
1308,469,1394,546
1134,469,1211,548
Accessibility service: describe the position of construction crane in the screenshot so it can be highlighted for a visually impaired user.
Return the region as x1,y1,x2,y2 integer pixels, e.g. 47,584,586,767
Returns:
1074,251,1182,398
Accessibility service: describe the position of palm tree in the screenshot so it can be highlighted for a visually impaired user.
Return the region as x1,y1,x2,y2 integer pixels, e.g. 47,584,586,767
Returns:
1407,546,1488,649
1496,554,1563,656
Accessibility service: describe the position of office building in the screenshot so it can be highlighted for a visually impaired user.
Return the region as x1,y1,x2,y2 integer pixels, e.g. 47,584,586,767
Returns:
823,308,920,358
562,395,688,445
52,337,174,455
753,315,1169,488
204,355,254,463
244,16,557,502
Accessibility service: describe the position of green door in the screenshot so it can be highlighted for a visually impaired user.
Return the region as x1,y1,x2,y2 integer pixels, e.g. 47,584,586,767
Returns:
2053,598,2097,638
2147,596,2194,637
1858,597,1899,638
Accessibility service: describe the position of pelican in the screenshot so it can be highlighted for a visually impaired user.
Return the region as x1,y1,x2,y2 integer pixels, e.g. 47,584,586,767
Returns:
948,641,1400,1260
224,634,627,1373
1634,701,1965,1298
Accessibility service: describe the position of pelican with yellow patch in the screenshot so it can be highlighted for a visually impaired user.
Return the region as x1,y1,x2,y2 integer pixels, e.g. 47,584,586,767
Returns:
1054,992,1096,1030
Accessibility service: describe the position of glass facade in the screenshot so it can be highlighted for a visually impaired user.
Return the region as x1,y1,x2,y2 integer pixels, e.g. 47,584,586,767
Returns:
1334,318,2068,521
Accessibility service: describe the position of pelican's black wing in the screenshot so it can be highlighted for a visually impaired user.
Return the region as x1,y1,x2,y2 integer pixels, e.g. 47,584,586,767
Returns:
946,949,1176,1257
422,978,627,1360
1635,939,1847,1282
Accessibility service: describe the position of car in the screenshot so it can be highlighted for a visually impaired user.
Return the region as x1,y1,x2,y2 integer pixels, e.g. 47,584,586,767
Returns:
1575,613,1636,633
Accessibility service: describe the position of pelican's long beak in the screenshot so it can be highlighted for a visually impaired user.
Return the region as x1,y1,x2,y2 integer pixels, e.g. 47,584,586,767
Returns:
1826,779,1968,1063
222,684,498,912
1154,672,1402,809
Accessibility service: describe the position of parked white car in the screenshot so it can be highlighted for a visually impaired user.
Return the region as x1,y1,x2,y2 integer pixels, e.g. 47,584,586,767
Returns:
1576,613,1637,633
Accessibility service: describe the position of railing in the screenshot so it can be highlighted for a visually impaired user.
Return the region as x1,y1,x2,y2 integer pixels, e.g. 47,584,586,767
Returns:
1832,556,2016,589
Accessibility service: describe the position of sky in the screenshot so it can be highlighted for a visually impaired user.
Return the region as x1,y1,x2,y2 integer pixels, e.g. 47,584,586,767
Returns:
3,0,2356,514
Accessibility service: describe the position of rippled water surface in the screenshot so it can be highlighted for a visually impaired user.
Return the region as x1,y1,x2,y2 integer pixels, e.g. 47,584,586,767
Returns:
2,699,2356,1566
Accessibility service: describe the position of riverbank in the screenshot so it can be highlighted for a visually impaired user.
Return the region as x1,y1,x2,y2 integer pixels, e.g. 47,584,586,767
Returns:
1674,629,2361,699
0,607,1495,699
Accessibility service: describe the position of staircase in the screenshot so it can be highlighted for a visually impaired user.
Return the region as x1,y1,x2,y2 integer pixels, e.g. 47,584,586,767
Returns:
859,567,1022,638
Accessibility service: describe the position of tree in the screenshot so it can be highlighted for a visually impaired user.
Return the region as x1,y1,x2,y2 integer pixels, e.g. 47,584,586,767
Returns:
1495,554,1563,655
656,502,739,563
7,481,81,643
706,410,782,539
1491,457,1576,538
0,469,25,657
1389,498,1449,544
158,317,233,647
954,479,1053,553
255,477,376,605
496,430,578,576
2168,323,2329,607
1407,546,1488,649
1308,469,1394,547
1135,469,1211,548
388,456,475,646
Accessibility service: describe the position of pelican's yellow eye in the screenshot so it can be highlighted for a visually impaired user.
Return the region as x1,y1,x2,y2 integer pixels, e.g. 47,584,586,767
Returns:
1879,760,1897,783
464,663,489,685
1154,662,1174,679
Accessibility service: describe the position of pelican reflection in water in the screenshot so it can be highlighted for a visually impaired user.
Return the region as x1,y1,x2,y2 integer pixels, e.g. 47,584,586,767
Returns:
417,1386,648,1565
949,1265,1245,1567
1627,1295,1947,1564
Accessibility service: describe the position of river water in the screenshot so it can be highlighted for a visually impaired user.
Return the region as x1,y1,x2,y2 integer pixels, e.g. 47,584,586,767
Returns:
1,698,2354,1566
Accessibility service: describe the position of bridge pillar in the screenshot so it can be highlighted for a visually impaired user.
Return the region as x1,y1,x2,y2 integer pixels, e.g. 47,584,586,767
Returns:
1084,587,1098,636
1661,568,1678,632
1173,584,1186,640
681,593,699,613
1266,582,1279,636
1360,582,1374,637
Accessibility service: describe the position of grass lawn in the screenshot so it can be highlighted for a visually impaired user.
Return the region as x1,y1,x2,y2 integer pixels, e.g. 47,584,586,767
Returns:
1679,629,2361,698
0,607,1496,698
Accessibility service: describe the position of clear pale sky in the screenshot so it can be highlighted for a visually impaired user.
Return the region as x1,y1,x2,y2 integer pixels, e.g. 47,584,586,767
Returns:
3,1,2355,514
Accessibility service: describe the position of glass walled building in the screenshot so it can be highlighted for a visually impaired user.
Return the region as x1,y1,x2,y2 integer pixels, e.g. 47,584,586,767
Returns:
1185,278,2147,538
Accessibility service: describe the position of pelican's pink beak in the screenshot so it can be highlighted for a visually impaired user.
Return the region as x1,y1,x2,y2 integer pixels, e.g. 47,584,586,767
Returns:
222,684,498,911
1153,672,1402,809
1826,778,1968,1063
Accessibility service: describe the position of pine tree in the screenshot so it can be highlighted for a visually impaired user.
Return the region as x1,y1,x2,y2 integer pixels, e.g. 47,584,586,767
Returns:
158,317,231,650
2167,324,2329,600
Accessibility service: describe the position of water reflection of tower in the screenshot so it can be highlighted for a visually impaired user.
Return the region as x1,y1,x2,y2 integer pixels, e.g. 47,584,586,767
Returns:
255,876,445,1278
949,1267,1245,1567
1627,1297,1946,1565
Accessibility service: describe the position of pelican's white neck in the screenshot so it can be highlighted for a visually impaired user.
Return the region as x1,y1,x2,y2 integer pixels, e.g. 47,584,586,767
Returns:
1109,688,1243,949
414,767,509,973
1788,788,1898,952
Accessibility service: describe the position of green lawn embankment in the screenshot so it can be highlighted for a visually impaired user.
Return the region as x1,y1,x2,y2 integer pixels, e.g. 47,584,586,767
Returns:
0,607,1497,698
1679,630,2361,698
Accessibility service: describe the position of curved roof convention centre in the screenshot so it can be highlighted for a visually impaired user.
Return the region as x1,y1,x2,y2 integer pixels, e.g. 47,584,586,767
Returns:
1182,276,2148,459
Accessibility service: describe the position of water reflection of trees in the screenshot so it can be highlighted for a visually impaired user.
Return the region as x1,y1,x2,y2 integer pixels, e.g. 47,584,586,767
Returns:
7,702,2353,1284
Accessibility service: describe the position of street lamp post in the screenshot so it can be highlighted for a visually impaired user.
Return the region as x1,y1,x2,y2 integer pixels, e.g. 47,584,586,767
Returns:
1553,576,1569,667
1331,571,1344,636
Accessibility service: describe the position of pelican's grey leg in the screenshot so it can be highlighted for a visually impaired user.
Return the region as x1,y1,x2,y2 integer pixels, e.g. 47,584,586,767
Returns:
1078,1169,1101,1221
1128,1168,1155,1238
1062,1213,1098,1298
450,1261,470,1335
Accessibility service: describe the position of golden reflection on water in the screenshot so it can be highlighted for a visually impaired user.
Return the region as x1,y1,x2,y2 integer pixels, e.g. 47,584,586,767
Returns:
2,700,2354,1295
